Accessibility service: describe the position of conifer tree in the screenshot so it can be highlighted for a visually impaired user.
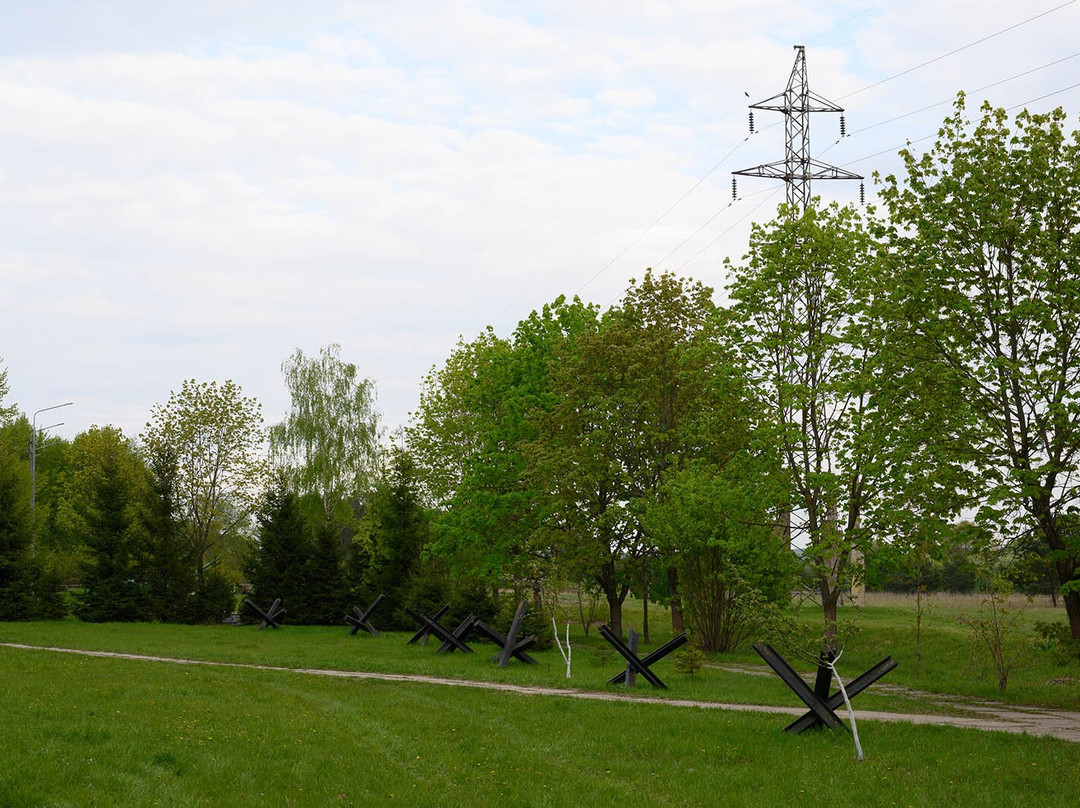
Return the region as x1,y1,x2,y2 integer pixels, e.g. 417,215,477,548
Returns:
246,474,311,623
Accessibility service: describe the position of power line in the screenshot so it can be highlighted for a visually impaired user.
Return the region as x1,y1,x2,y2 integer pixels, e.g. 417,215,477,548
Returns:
676,186,784,272
651,183,782,270
1006,79,1080,110
848,50,1080,136
670,53,1080,274
740,2,891,115
576,2,1079,298
600,187,779,308
575,136,752,294
571,7,902,298
840,0,1078,101
805,0,889,45
839,78,1080,169
654,203,733,269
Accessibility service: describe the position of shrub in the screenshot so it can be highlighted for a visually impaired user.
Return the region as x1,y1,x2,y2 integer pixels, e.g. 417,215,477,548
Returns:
1033,620,1080,666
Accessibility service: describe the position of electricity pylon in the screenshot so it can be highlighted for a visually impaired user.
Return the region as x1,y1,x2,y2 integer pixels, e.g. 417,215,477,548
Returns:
733,45,861,212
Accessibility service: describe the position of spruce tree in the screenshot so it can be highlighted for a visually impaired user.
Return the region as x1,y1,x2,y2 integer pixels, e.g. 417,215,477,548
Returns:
0,420,37,620
246,475,311,623
70,427,148,622
298,517,346,624
135,448,197,622
365,449,438,627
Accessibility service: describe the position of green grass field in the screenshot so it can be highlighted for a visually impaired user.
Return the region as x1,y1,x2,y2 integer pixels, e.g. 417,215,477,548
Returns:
2,594,1078,806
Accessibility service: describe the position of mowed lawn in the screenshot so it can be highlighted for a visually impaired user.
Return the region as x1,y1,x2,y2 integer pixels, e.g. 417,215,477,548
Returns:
3,591,1079,712
2,629,1079,807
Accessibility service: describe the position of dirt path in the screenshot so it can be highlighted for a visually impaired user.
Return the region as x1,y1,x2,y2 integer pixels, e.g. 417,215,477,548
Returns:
709,661,1080,743
5,642,1080,743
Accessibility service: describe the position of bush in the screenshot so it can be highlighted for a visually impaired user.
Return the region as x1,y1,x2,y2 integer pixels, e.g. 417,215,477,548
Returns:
185,571,235,624
449,576,499,626
494,596,553,650
674,645,708,677
1033,621,1080,666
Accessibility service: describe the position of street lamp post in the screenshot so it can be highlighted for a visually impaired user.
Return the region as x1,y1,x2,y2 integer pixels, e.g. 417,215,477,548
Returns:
30,401,73,557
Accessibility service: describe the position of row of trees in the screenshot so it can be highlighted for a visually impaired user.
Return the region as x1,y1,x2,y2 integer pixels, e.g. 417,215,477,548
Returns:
407,273,796,648
2,96,1079,654
0,379,264,623
0,344,486,632
408,96,1080,650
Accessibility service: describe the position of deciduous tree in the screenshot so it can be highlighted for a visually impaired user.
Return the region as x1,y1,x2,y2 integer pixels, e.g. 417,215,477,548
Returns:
0,358,16,424
270,344,381,525
141,379,265,613
643,457,793,652
532,272,737,638
878,96,1080,640
727,201,881,650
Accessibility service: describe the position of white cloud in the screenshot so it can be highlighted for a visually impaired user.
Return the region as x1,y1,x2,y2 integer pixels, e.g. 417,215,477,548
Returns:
596,87,657,111
2,0,1079,440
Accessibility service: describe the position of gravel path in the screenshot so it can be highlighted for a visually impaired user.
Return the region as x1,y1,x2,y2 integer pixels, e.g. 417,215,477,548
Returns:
5,642,1080,743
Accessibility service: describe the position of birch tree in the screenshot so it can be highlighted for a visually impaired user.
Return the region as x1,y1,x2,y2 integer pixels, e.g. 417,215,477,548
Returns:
270,344,381,525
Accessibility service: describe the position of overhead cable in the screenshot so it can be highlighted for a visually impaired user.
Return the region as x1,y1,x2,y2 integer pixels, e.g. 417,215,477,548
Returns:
849,50,1080,135
840,0,1078,101
575,137,751,294
840,79,1080,168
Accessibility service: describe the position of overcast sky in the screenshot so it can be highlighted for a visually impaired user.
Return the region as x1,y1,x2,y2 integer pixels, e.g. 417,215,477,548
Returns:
2,0,1079,444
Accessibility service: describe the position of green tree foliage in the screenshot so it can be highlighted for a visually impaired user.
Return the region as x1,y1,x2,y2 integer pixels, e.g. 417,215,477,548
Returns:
0,358,16,424
0,415,64,620
412,273,770,639
246,474,312,624
141,379,265,620
532,271,746,638
877,96,1080,640
29,434,75,582
299,518,348,624
270,344,381,525
360,448,442,628
643,458,794,652
0,371,60,617
61,426,149,622
868,521,988,595
727,201,881,650
410,298,598,604
0,417,37,619
133,445,198,622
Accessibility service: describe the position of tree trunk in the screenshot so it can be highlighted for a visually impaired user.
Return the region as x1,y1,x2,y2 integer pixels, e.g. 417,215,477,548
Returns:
1035,497,1080,641
1051,546,1080,640
642,590,650,645
822,583,841,655
641,564,650,644
532,578,544,620
599,560,625,639
1064,590,1080,642
667,566,684,633
605,587,623,639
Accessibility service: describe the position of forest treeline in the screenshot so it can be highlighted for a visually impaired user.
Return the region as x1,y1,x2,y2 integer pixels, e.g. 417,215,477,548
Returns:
2,97,1079,654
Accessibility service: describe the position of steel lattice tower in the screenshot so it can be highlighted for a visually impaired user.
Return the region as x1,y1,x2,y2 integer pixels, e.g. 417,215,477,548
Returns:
733,45,861,212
